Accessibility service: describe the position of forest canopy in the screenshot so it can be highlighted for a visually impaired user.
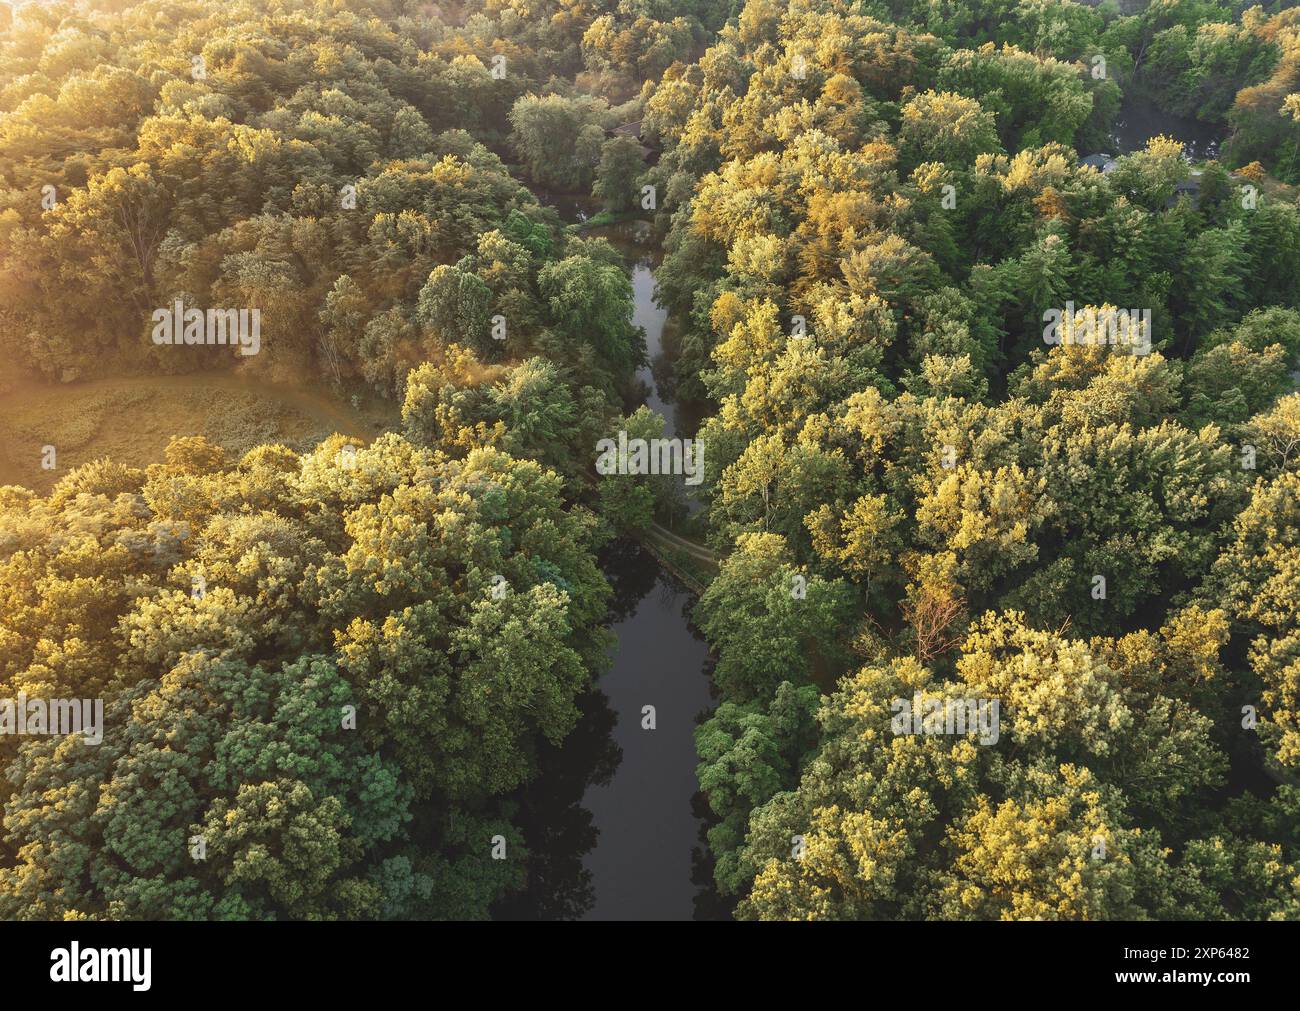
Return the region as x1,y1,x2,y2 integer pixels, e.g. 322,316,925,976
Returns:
2,0,1300,921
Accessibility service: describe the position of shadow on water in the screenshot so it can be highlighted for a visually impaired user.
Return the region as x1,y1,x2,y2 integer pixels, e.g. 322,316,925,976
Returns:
530,187,599,224
496,539,729,920
492,687,620,921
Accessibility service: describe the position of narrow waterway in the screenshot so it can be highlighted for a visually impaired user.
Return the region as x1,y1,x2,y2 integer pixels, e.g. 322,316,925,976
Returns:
590,218,709,521
587,217,710,440
582,220,720,917
627,223,674,430
497,208,725,920
578,545,716,919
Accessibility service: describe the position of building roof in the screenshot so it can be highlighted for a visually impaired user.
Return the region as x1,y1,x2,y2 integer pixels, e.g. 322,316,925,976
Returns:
1079,152,1117,173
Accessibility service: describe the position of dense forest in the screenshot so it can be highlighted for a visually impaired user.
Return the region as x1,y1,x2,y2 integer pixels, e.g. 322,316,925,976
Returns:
2,0,1300,920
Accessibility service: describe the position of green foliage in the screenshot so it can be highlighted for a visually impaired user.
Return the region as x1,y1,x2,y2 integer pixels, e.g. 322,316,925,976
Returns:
509,93,609,192
695,681,820,893
639,0,1300,918
594,135,648,212
0,432,612,919
5,0,1300,926
695,533,856,701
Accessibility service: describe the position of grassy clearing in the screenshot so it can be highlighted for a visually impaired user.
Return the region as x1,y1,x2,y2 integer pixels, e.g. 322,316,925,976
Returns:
0,374,385,493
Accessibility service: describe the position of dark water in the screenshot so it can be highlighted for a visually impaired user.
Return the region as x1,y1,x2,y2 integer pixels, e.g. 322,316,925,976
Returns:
1111,92,1224,159
531,187,599,223
494,541,724,920
496,199,724,920
627,226,674,430
577,547,717,919
588,218,709,522
585,218,710,439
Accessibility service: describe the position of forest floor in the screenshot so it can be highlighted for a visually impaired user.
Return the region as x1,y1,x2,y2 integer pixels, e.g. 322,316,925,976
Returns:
0,373,388,493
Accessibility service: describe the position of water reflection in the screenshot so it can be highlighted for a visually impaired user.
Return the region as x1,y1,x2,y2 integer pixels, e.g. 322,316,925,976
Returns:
493,686,619,921
531,187,599,224
497,186,726,920
583,219,710,440
495,540,726,920
1111,92,1224,158
577,544,717,920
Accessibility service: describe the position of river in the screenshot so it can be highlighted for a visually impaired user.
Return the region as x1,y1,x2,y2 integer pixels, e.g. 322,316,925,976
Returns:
501,86,1228,920
622,219,675,429
498,57,1274,920
495,209,727,920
